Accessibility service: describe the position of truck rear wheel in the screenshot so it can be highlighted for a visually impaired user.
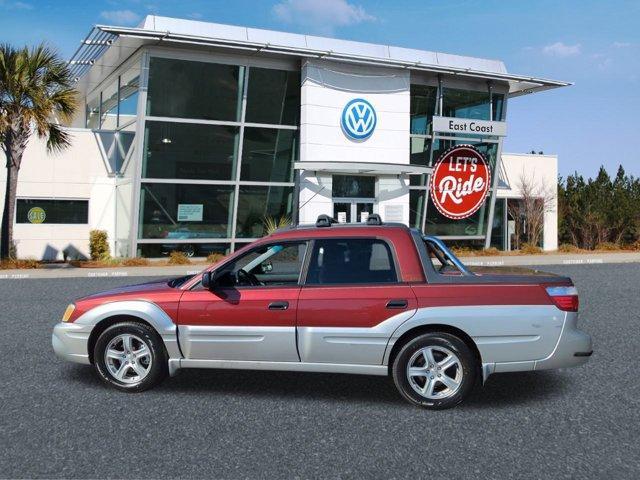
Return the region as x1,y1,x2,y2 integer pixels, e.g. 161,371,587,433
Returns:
392,332,477,409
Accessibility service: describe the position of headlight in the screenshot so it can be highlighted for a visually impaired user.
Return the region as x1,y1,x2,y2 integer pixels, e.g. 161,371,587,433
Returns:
62,304,76,322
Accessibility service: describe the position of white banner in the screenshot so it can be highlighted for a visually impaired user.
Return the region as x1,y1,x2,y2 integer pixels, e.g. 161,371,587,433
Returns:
432,116,507,137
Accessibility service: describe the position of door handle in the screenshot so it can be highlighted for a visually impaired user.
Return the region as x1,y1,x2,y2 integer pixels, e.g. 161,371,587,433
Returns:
386,299,408,309
268,301,289,310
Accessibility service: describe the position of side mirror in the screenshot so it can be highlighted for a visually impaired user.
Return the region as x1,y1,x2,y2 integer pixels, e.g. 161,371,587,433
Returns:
202,270,221,290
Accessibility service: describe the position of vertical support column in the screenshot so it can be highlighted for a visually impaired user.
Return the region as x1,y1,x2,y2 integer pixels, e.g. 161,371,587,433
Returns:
229,66,250,253
483,86,508,249
292,168,301,226
129,51,150,258
483,142,503,249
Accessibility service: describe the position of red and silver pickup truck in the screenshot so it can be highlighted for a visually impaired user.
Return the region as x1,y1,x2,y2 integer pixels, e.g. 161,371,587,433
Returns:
52,215,592,409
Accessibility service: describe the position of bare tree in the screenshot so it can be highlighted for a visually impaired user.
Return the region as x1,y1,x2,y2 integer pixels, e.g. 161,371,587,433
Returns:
508,170,556,249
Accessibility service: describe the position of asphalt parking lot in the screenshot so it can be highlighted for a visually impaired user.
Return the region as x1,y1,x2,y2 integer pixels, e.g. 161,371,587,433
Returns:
1,264,639,479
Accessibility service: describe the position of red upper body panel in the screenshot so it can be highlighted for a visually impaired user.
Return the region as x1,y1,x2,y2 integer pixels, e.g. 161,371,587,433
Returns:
66,225,558,326
67,279,182,323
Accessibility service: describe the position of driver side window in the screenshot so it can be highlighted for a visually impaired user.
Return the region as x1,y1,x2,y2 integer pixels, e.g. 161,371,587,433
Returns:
223,242,308,287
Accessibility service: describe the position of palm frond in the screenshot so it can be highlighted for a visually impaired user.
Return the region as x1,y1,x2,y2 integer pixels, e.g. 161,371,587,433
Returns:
263,215,292,235
0,42,78,153
46,124,71,153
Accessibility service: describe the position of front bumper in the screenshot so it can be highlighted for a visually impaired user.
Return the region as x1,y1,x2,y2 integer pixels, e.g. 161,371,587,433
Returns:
534,312,593,371
52,322,92,365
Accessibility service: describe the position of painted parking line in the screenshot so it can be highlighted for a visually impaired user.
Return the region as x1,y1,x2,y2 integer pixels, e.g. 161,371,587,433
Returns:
562,258,604,265
464,260,506,266
87,271,129,277
0,273,31,279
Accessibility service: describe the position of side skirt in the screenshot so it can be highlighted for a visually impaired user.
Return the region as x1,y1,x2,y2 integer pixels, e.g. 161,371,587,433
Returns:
167,358,388,377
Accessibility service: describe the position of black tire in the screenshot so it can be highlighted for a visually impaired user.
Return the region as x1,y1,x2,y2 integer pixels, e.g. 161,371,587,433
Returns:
392,332,477,410
93,321,168,392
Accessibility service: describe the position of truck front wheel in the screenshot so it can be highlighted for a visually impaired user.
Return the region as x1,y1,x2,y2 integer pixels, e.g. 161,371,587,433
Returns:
93,322,168,392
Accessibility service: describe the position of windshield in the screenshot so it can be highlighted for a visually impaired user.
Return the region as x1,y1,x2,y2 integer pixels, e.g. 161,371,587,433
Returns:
167,274,196,288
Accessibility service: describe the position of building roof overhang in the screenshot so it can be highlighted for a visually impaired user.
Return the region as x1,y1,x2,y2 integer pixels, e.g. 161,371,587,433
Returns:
294,161,432,176
70,16,571,98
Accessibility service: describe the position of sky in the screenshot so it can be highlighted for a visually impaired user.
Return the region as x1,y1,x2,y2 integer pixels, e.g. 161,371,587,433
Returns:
1,0,638,179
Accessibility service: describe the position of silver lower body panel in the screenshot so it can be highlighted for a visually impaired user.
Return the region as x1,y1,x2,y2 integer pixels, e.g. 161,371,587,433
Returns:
482,312,592,381
52,322,92,365
167,358,387,377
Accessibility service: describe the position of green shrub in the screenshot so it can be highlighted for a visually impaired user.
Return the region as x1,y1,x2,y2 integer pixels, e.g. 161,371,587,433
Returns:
167,251,191,265
520,243,543,255
89,230,110,260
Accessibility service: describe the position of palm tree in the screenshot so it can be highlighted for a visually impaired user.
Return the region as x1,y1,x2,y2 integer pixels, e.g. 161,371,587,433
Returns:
0,43,77,258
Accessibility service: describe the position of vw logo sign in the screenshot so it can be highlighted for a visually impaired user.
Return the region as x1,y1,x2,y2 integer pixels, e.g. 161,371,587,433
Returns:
341,98,377,140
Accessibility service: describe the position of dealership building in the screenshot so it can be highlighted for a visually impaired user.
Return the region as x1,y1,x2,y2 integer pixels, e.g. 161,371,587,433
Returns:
1,16,566,260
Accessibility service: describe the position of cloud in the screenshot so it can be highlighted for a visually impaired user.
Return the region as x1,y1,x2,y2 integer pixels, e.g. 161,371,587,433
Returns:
100,9,141,25
542,42,581,57
612,41,631,48
272,0,375,34
0,0,33,9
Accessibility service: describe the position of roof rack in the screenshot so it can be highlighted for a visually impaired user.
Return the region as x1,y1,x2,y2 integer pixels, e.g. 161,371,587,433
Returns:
315,213,383,227
315,214,336,227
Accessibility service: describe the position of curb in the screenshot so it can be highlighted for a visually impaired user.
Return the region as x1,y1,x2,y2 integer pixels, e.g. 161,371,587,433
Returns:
0,252,638,280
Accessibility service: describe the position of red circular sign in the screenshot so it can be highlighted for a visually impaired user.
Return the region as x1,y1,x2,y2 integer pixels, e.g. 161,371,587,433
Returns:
429,145,491,220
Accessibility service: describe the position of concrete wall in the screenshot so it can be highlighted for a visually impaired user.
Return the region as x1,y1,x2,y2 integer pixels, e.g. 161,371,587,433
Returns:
0,128,116,260
497,153,558,251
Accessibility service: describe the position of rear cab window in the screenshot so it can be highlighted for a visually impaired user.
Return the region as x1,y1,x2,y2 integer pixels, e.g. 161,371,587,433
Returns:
305,238,398,285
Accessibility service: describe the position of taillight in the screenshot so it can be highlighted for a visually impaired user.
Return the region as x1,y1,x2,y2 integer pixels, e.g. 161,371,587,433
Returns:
545,285,579,312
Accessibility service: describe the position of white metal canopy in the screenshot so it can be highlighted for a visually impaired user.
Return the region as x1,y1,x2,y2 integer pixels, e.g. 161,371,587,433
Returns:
70,15,571,98
294,161,432,176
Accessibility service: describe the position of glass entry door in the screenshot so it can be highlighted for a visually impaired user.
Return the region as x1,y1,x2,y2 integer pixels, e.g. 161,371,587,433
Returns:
333,200,374,223
332,175,376,223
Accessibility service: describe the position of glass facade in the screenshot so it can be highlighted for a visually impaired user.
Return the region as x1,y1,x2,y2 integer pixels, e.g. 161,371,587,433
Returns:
240,128,296,182
408,80,506,246
409,190,426,229
245,67,300,125
235,186,294,238
410,85,438,135
442,88,491,120
83,46,511,256
146,57,244,121
142,121,240,180
137,56,300,256
139,183,235,239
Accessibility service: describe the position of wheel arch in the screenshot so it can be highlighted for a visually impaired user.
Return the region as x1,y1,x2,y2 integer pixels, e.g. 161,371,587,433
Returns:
75,300,182,363
386,323,482,376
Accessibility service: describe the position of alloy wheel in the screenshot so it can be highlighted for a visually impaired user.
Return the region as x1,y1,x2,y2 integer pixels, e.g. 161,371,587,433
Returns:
104,334,153,384
406,346,463,400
